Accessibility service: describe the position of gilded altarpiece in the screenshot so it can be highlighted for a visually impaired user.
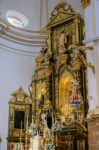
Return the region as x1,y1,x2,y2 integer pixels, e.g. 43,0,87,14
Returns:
30,2,88,150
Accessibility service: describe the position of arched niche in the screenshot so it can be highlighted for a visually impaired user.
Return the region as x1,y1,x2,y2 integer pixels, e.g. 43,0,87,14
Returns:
59,71,73,107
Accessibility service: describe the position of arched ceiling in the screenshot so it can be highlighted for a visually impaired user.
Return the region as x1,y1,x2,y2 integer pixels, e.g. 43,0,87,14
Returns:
0,0,83,30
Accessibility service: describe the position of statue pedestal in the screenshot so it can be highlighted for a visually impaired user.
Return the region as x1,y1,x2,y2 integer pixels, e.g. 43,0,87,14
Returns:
87,107,99,150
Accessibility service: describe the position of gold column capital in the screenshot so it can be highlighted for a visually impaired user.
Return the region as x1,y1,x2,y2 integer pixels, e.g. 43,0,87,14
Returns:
81,0,91,9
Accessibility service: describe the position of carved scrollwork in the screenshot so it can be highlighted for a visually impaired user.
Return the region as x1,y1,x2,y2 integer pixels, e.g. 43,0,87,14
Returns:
36,47,53,69
81,0,91,8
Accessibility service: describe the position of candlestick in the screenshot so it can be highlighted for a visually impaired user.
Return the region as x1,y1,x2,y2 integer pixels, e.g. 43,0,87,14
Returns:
27,114,28,127
21,121,22,131
32,114,34,125
20,130,22,150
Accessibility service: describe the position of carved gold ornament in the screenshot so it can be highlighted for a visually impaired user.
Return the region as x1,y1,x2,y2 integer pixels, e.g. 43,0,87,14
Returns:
61,104,73,117
81,0,90,8
36,82,47,99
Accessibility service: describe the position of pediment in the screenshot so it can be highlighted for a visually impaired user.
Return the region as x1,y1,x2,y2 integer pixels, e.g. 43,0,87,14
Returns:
47,12,76,28
47,2,77,28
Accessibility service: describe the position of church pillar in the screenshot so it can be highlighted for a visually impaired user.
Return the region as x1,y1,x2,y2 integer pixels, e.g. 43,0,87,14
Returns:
94,44,99,107
83,0,99,149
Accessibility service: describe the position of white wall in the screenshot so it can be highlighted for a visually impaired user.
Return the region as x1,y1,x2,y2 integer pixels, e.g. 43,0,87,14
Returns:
94,0,99,36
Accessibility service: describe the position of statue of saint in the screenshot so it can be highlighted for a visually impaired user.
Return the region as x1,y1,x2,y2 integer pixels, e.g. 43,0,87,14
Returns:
41,112,47,125
59,30,67,52
59,72,73,107
37,94,44,107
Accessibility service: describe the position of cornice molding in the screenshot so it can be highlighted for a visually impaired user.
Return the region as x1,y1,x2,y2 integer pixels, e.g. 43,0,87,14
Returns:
0,17,47,47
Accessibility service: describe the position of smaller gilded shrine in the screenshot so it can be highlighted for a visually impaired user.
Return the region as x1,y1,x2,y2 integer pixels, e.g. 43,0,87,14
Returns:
7,87,32,150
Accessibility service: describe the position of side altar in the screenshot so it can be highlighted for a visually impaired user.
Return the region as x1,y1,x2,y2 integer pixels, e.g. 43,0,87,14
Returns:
7,2,90,150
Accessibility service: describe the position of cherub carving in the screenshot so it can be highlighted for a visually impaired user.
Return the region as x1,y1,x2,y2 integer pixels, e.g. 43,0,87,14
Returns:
67,45,87,71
